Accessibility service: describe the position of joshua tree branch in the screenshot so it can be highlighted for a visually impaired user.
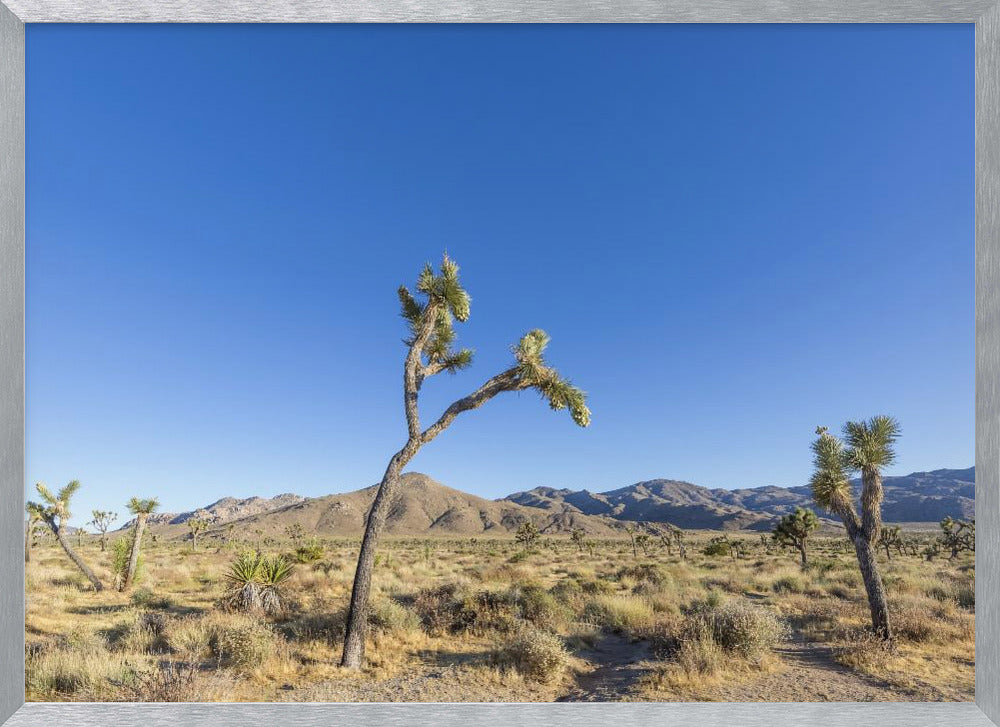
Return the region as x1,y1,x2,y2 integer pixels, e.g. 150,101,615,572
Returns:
404,302,441,437
418,367,524,446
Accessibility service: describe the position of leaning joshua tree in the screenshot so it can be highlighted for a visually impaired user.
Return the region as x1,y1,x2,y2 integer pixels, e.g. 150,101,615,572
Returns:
810,416,900,640
121,497,159,591
340,255,590,670
26,481,105,591
772,506,819,567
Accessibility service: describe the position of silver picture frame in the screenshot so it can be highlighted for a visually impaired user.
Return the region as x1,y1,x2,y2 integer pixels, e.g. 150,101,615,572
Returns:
0,2,996,725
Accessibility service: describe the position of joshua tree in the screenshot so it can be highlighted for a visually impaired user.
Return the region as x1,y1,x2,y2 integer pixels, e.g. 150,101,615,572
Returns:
810,417,900,640
772,507,819,567
625,525,639,559
570,528,586,553
878,524,904,561
89,510,118,552
634,532,653,557
939,516,975,559
187,517,209,552
26,481,104,591
285,523,305,544
24,506,41,563
75,527,87,547
121,497,159,591
515,521,541,550
341,255,590,670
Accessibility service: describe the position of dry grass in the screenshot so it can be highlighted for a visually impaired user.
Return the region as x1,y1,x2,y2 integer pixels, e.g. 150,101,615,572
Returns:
24,531,974,702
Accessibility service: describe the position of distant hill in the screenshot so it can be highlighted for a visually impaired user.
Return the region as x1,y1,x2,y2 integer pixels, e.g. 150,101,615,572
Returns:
505,479,775,531
137,466,973,541
120,493,306,532
505,467,975,529
151,473,623,541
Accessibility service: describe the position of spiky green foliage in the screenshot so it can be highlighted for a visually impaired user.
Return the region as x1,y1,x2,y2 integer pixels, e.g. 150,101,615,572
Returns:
772,507,819,564
809,427,851,512
27,480,80,525
842,416,901,474
514,329,590,427
515,521,540,550
112,535,143,589
126,497,160,516
222,551,295,616
399,255,474,375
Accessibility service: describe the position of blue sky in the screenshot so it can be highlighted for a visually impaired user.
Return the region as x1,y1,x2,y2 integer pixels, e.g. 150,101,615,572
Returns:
26,24,973,520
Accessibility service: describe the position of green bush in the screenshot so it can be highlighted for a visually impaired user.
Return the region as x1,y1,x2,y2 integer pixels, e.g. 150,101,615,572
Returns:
292,539,325,564
369,599,421,636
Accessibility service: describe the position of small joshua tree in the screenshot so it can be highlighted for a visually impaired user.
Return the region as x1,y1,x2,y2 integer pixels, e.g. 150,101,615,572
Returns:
810,417,900,640
570,528,586,553
26,481,104,591
939,516,975,559
89,510,118,552
625,525,639,559
187,517,209,552
285,523,305,544
341,255,590,670
878,525,904,561
634,532,653,557
516,521,541,550
772,507,819,567
121,497,159,591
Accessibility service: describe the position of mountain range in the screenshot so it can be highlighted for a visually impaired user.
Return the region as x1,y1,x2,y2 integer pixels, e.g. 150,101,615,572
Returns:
129,466,974,540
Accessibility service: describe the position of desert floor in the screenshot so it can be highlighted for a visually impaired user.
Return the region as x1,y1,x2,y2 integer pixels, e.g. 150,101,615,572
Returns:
24,532,974,702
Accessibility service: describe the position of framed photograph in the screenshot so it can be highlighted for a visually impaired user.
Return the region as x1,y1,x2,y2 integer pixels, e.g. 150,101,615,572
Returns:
1,2,998,726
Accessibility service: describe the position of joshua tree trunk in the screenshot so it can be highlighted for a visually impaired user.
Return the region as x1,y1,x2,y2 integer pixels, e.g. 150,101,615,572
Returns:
122,514,148,591
24,521,32,563
799,542,807,567
51,522,104,591
342,449,413,669
853,535,892,640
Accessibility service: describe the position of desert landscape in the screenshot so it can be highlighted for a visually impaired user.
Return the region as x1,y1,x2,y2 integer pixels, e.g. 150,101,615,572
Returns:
24,469,975,702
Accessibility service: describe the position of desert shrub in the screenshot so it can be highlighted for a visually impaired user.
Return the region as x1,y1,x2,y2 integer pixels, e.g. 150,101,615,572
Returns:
130,587,173,610
412,583,470,634
955,579,975,609
771,575,806,594
703,540,731,558
835,629,897,673
550,578,584,606
103,614,169,654
616,563,669,586
673,622,724,677
891,602,937,643
369,599,421,636
578,577,616,596
693,601,785,660
292,539,325,564
209,619,276,670
498,626,569,683
113,661,200,701
168,617,213,662
280,611,346,643
581,595,655,633
509,583,566,630
25,643,127,698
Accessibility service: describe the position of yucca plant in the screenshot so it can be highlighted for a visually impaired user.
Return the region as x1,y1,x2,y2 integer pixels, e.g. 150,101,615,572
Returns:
223,550,265,615
259,555,295,616
223,551,294,616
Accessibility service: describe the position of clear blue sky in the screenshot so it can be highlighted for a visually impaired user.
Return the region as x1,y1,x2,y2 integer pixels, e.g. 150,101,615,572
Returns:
26,24,973,521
